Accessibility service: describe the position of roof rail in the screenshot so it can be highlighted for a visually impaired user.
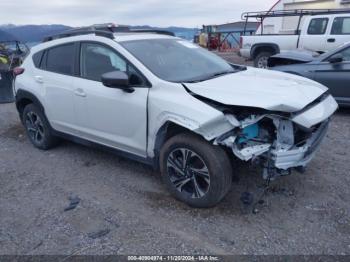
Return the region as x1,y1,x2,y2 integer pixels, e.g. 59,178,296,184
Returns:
242,8,350,20
42,27,175,43
42,29,114,42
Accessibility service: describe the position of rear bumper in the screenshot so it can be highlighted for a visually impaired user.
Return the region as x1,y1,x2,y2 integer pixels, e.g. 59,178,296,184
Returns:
271,119,329,170
239,49,250,59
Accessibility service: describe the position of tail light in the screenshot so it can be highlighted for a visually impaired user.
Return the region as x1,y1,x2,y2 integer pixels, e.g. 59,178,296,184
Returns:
13,67,25,76
239,36,243,49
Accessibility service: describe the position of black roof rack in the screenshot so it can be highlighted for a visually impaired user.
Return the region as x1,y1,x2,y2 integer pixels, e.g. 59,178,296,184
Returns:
242,8,350,20
42,27,175,42
42,29,114,42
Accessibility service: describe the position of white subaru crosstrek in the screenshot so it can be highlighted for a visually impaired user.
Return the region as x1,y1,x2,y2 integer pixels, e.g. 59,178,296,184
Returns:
14,29,338,208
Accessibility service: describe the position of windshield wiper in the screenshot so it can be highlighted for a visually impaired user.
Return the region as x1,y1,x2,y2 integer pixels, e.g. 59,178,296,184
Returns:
209,70,234,79
185,70,234,83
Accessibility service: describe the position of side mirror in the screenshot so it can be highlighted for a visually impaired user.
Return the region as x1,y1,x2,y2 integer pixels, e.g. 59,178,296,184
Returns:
328,54,343,64
101,71,134,93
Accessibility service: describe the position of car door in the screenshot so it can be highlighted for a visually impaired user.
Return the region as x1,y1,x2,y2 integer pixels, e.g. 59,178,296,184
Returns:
324,16,350,51
38,42,80,135
299,17,329,52
314,46,350,105
72,42,149,157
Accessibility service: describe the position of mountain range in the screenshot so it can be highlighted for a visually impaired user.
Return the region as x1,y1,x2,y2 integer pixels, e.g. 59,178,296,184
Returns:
0,24,198,44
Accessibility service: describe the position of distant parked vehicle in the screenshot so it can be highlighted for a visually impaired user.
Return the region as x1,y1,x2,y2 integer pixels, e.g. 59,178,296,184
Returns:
269,42,350,107
239,9,350,68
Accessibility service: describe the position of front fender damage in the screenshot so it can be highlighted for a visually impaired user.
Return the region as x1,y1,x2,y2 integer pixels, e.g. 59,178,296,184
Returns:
195,114,240,140
149,112,238,158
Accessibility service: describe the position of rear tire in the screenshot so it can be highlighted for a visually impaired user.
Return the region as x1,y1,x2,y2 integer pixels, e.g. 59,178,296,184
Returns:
160,133,233,208
254,51,272,69
22,104,59,150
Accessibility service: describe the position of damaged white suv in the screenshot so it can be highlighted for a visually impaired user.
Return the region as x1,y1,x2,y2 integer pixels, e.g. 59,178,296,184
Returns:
15,30,338,207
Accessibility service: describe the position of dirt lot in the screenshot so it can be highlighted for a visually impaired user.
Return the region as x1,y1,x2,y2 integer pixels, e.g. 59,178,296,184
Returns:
0,54,350,256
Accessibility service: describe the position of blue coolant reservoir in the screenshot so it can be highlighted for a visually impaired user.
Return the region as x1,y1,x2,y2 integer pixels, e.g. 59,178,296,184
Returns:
238,124,259,144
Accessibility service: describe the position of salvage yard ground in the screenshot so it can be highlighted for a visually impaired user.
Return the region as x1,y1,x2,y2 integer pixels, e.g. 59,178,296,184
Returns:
0,53,349,255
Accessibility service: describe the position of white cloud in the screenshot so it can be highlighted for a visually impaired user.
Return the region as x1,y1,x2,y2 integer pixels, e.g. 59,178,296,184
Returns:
1,0,277,27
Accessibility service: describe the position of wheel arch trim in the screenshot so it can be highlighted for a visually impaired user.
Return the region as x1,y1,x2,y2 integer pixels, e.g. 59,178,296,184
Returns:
251,43,280,59
15,89,46,121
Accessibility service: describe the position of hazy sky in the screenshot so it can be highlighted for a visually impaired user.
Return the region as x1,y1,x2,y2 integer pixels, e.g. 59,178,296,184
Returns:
1,0,277,27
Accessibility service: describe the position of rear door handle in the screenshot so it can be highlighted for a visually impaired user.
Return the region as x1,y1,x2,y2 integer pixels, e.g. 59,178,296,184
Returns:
327,38,336,43
74,88,87,97
35,76,44,83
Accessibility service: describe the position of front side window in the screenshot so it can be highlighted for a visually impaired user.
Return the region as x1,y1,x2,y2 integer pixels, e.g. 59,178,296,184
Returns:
120,39,236,83
331,17,350,35
46,44,75,75
308,18,329,35
80,43,127,82
80,42,144,85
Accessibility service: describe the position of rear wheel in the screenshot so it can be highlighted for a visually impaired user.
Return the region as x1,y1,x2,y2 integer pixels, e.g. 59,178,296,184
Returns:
23,104,58,150
160,133,233,208
254,51,272,69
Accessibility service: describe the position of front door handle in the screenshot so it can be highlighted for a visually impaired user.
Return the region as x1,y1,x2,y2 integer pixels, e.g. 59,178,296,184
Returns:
327,38,336,43
35,76,44,84
74,88,87,97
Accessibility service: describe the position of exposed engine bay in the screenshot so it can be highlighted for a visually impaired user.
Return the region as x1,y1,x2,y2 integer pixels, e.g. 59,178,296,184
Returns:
186,90,337,181
216,113,329,180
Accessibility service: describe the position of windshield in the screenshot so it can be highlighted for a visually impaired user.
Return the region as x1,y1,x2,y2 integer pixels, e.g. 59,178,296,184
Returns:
120,38,236,83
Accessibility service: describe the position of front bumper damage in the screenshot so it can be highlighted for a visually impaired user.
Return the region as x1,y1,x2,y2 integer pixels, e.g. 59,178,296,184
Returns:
271,119,329,170
215,94,337,179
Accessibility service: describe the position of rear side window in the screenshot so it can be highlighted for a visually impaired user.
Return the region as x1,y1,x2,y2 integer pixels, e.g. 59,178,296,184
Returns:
46,44,75,75
331,17,350,35
32,51,44,68
308,18,329,35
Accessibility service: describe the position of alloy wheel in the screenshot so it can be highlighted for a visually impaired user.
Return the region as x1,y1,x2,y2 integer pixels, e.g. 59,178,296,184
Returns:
166,148,210,199
25,111,45,144
258,56,269,69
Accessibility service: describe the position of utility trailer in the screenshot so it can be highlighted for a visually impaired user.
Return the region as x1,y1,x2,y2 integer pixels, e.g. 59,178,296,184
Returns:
239,8,350,68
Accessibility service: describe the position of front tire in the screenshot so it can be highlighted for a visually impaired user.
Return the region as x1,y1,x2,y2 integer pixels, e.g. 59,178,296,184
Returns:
254,51,272,69
22,104,58,150
160,133,233,208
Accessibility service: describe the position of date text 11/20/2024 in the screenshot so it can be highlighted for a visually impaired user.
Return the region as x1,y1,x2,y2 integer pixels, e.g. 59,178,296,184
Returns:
127,255,220,261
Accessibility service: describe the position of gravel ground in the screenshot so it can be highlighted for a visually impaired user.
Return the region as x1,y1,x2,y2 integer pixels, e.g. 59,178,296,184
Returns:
0,53,350,256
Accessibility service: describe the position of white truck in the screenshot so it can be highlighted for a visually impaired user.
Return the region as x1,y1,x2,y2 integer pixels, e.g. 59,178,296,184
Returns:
239,9,350,68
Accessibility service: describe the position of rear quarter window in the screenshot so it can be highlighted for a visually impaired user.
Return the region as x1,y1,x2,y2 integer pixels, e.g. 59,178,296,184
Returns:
45,43,75,75
32,51,44,68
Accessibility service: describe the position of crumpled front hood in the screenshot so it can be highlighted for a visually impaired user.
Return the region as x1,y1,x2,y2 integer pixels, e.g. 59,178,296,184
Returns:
185,67,328,112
